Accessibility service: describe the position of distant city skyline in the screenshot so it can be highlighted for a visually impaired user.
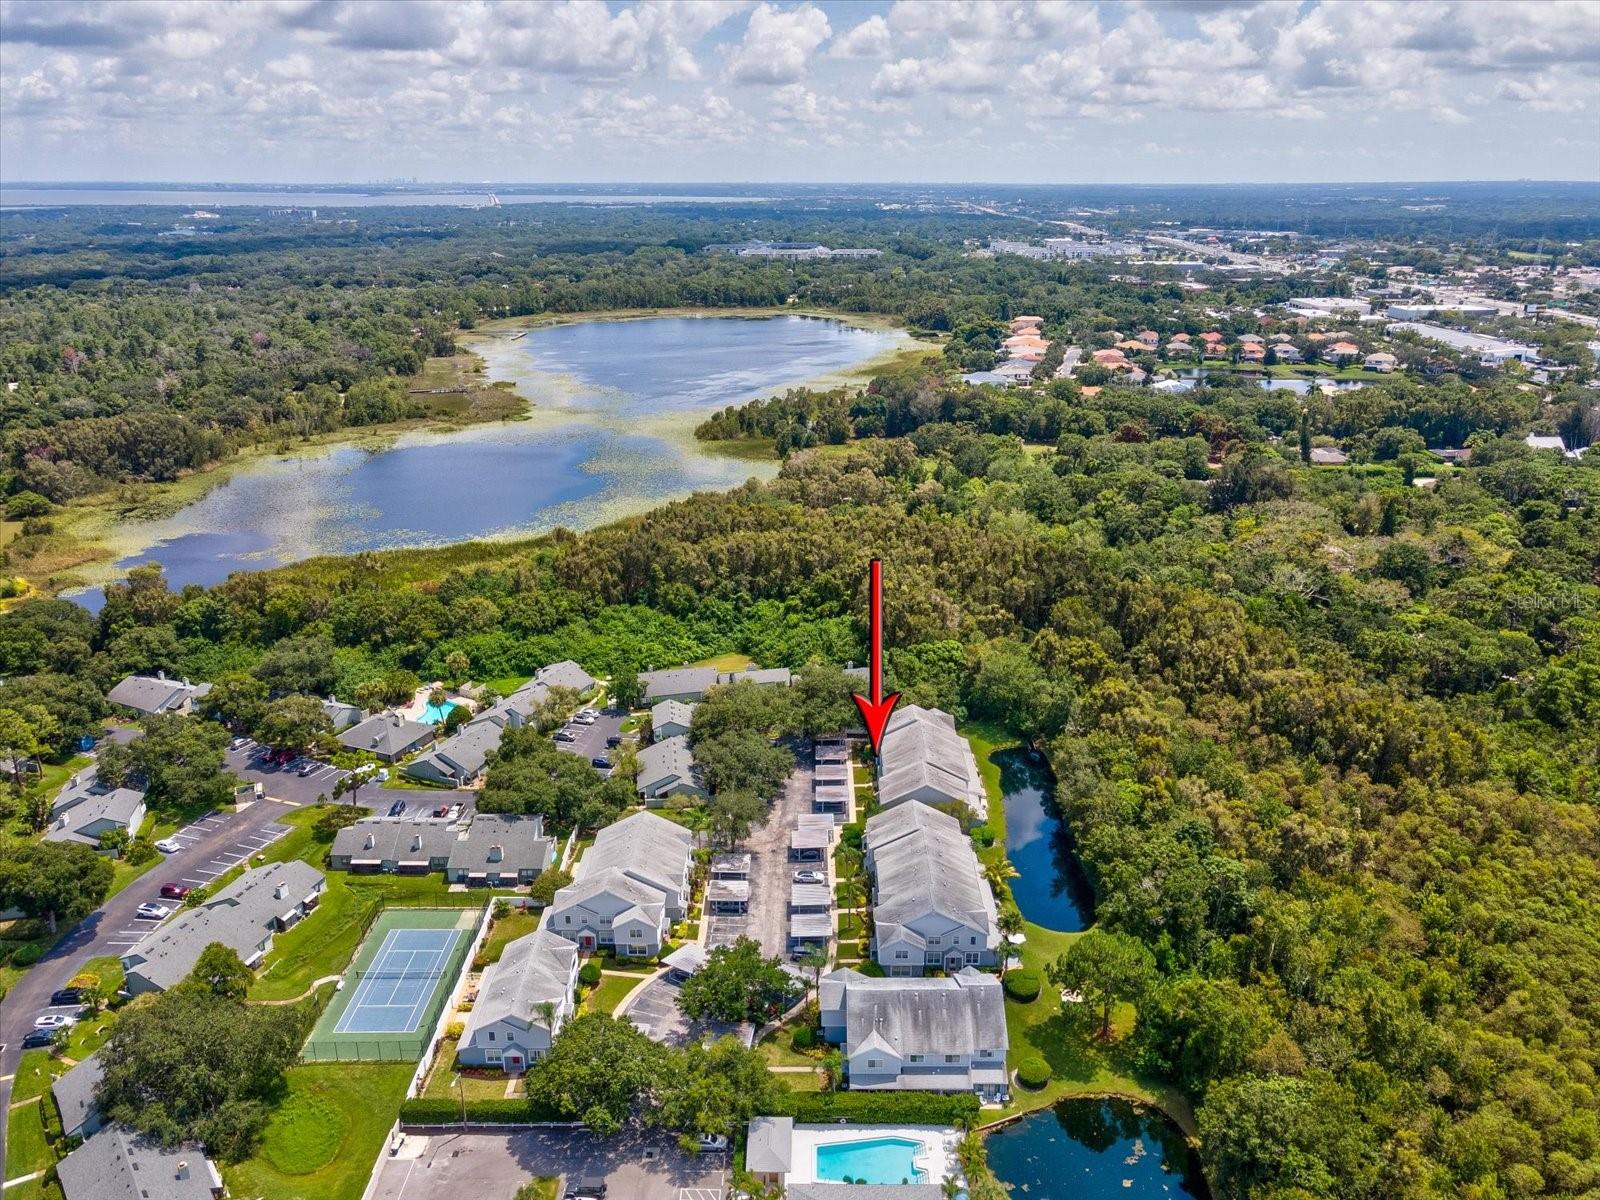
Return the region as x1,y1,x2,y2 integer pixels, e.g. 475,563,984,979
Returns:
2,0,1597,185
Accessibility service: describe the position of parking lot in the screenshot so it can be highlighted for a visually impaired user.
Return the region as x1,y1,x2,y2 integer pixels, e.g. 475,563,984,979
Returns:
553,707,628,773
621,974,748,1048
370,1127,726,1200
727,752,821,960
225,739,349,805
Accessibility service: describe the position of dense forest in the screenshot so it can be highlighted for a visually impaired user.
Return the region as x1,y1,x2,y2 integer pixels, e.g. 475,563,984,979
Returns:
5,345,1599,1194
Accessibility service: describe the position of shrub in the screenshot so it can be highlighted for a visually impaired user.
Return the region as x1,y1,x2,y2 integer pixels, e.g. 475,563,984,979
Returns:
446,1020,465,1040
579,962,603,987
790,1026,815,1051
124,838,158,867
5,490,52,519
773,1091,981,1127
1016,1057,1051,1089
1004,969,1042,1003
399,1097,562,1126
12,943,43,968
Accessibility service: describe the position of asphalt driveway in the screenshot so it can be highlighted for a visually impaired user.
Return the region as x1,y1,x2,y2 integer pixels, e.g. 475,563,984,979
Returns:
739,751,820,960
226,738,349,804
372,1127,727,1200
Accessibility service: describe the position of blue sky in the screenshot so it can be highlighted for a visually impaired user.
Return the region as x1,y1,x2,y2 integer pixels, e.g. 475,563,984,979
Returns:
2,0,1597,184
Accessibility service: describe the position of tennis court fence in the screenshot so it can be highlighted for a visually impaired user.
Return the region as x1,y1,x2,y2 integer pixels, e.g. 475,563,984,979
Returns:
301,906,482,1063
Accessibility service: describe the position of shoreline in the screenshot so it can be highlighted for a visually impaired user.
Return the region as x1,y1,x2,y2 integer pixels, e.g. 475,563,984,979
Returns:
24,307,926,598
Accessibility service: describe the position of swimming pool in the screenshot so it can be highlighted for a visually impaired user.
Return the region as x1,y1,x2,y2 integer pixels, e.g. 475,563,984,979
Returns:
815,1137,928,1185
419,699,458,724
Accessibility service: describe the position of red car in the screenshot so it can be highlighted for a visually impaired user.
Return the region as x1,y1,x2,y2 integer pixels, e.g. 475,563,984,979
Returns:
434,804,450,818
159,883,191,900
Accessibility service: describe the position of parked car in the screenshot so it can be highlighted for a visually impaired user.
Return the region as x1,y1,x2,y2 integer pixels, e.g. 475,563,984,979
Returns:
154,837,183,853
696,1134,729,1152
590,756,611,769
135,902,172,920
433,804,450,818
606,735,623,748
49,988,83,1007
21,1027,60,1049
159,883,191,900
564,1176,607,1200
34,1013,75,1030
229,736,248,750
793,869,825,885
572,709,598,724
446,804,463,822
388,799,407,817
554,729,578,742
296,760,318,777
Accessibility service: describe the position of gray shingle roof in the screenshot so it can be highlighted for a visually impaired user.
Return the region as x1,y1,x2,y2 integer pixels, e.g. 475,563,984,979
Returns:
649,699,696,731
865,805,997,946
745,1116,793,1173
330,818,459,866
636,734,700,795
51,1052,102,1137
576,811,694,899
462,928,577,1034
121,861,323,991
829,967,1008,1059
639,666,720,702
528,660,598,694
322,698,363,730
56,1123,222,1200
877,705,985,816
337,712,435,759
405,720,504,782
446,814,553,877
105,675,200,715
44,786,144,845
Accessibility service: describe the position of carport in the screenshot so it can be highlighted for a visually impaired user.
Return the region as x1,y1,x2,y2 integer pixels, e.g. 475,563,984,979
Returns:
708,879,750,914
788,911,831,955
788,828,830,862
789,883,831,914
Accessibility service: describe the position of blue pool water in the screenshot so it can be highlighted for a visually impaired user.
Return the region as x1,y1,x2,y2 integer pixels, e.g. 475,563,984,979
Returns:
815,1137,927,1185
419,700,458,725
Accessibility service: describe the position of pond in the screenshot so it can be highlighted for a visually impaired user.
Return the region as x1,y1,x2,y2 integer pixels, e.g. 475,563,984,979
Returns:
985,1099,1210,1200
72,315,903,610
999,749,1095,932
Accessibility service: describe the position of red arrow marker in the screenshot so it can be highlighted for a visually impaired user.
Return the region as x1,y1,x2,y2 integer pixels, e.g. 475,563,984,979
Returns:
851,557,900,754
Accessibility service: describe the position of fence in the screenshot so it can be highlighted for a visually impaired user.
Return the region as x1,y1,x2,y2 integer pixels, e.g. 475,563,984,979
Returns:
300,906,482,1063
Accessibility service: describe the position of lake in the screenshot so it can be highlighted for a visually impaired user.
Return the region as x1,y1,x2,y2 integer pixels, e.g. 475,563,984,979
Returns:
985,1100,1210,1200
1000,749,1095,932
71,315,903,610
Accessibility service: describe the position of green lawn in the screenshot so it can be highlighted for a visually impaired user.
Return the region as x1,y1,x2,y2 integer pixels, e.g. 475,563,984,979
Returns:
516,1178,561,1200
480,910,541,965
585,974,642,1015
689,652,755,671
420,1039,519,1101
483,675,531,695
224,1062,414,1200
3,1179,63,1200
4,1097,52,1181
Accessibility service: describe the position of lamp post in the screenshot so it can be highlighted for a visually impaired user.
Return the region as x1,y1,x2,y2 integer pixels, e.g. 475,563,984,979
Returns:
454,1073,466,1128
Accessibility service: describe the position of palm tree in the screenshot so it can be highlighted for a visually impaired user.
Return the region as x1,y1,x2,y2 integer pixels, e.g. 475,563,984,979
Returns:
535,1000,560,1040
996,906,1024,978
798,947,828,1012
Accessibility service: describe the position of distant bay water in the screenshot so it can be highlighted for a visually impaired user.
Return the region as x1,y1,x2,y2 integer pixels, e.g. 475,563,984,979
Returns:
70,315,904,610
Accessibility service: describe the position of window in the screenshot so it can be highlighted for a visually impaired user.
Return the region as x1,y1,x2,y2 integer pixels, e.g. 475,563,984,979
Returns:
945,1054,959,1063
969,936,977,945
966,953,980,964
488,1032,496,1041
629,928,642,940
564,915,571,924
909,1054,924,1063
894,950,908,960
866,1058,881,1069
487,1050,502,1064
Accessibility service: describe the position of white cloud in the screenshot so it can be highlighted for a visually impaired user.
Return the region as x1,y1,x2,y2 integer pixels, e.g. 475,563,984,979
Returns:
830,14,890,59
724,3,830,85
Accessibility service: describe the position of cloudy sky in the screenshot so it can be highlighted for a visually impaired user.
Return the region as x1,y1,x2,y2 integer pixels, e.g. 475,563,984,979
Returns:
2,0,1598,185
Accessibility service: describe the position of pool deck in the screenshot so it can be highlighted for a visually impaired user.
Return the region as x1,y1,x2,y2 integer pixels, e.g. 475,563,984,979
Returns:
785,1125,958,1188
399,683,475,725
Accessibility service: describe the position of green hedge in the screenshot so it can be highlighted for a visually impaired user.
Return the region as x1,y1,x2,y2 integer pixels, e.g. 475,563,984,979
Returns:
1004,969,1042,1002
399,1098,564,1126
771,1091,980,1126
578,962,603,986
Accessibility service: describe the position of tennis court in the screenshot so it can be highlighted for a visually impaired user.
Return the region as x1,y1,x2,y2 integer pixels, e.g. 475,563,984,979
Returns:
303,906,481,1062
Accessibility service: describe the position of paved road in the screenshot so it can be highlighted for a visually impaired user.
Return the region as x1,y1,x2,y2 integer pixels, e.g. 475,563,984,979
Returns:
226,739,350,805
0,797,296,1169
622,973,747,1048
371,1127,726,1200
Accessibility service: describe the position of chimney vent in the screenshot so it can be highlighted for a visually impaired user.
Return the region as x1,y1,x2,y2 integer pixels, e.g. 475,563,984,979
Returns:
488,843,503,863
176,1161,189,1180
274,883,287,900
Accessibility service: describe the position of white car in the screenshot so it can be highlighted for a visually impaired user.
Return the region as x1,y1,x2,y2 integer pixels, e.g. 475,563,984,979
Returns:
447,804,463,822
154,838,183,853
793,869,825,885
572,712,597,725
135,902,172,920
34,1013,76,1030
696,1134,729,1152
